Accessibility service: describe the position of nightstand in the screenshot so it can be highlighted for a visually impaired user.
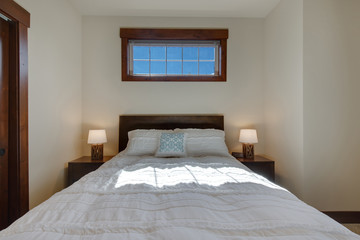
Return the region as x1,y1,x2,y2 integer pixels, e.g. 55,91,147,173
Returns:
232,154,275,182
67,156,113,186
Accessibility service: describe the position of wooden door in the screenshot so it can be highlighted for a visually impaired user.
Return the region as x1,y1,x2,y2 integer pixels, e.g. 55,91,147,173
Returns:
0,0,30,228
0,16,10,230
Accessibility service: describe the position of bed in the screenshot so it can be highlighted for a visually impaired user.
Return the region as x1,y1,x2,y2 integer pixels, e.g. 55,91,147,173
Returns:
0,115,359,239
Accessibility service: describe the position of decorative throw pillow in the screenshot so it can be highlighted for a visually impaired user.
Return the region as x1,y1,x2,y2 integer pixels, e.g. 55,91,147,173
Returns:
155,133,186,157
123,129,172,156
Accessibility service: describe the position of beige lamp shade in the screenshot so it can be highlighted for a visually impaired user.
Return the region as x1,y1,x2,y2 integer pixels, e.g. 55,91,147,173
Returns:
239,129,258,144
88,130,107,144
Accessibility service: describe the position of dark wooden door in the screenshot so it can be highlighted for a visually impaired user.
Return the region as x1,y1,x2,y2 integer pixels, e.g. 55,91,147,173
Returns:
0,0,30,228
0,16,10,230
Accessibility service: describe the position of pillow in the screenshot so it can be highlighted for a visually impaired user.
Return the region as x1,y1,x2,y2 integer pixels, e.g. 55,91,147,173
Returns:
174,128,231,157
123,129,172,156
155,133,186,157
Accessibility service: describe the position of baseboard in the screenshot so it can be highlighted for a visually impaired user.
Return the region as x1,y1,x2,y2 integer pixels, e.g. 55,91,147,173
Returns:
322,211,360,223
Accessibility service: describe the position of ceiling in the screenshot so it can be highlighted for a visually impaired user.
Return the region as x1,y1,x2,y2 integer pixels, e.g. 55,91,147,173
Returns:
68,0,280,18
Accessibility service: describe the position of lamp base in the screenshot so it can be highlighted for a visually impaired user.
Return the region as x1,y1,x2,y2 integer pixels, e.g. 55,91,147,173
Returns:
242,144,255,159
91,144,103,160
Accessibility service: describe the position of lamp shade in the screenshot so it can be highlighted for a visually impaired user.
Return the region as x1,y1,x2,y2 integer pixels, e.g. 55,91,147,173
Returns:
88,130,107,144
239,129,258,144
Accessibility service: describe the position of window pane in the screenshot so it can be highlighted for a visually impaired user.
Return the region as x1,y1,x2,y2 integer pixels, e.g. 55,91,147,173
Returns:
183,62,198,75
133,60,149,75
199,61,215,75
199,47,215,60
150,47,165,60
133,46,149,60
167,47,182,60
150,61,166,74
167,61,182,75
130,41,220,77
183,47,198,60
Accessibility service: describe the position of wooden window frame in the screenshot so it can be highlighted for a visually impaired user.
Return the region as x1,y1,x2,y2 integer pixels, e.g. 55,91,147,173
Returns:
120,28,228,82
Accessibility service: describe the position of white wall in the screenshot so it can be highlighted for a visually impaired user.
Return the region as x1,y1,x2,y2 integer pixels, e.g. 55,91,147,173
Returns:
14,0,360,211
264,0,360,211
81,16,265,156
15,0,83,208
264,0,304,197
303,0,360,210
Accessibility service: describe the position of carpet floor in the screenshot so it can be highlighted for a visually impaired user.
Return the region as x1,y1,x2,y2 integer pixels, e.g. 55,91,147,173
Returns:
344,224,360,235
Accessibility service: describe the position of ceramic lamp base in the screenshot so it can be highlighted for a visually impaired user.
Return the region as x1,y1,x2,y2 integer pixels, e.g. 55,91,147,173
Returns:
242,144,255,159
91,144,103,160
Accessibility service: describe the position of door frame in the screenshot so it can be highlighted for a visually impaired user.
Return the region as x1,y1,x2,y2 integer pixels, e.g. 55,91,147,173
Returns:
0,0,30,225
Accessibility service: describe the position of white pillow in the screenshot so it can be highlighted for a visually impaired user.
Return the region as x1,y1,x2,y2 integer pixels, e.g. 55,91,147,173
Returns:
123,129,172,156
155,132,187,157
174,128,231,157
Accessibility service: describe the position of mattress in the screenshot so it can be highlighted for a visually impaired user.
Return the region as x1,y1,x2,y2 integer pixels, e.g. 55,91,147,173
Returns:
0,154,358,239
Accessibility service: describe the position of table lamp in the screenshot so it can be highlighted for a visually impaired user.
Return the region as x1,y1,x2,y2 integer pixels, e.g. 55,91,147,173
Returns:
239,129,258,159
88,130,107,160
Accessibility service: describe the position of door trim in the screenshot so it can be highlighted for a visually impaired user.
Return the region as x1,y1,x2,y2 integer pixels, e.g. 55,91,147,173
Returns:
0,1,29,27
0,0,30,226
0,17,10,230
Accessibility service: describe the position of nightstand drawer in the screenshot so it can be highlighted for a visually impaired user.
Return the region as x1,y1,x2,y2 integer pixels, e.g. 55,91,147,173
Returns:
68,162,103,186
67,156,113,186
233,154,275,182
242,161,274,181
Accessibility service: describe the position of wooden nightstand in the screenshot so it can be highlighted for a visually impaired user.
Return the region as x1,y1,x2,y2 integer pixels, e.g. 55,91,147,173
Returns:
67,156,113,186
232,154,275,182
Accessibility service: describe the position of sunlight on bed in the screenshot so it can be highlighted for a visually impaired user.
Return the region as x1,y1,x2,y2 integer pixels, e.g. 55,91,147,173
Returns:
115,165,284,190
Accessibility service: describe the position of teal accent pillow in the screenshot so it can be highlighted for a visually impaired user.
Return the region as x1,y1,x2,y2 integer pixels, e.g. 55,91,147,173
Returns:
155,133,186,157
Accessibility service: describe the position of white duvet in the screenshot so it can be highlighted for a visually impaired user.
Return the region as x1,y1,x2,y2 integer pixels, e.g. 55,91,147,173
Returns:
0,154,359,239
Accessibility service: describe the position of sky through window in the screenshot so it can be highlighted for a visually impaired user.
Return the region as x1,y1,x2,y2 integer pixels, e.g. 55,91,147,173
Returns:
131,41,218,76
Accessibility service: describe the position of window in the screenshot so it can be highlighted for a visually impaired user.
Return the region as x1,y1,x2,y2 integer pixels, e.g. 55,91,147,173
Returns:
120,28,228,82
130,40,219,76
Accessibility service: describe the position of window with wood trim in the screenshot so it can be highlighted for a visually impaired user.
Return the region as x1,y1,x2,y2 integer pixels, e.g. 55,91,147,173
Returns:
120,28,228,82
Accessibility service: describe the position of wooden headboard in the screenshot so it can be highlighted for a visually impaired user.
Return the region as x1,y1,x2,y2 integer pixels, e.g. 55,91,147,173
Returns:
118,115,224,152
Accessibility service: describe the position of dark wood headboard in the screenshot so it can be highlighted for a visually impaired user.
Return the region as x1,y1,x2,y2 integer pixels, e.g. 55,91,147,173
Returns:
118,115,224,152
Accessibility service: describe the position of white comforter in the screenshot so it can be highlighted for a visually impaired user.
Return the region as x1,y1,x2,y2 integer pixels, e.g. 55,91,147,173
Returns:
0,154,358,239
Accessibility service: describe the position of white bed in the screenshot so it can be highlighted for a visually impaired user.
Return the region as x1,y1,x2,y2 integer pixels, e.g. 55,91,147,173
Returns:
0,153,358,239
0,115,358,239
